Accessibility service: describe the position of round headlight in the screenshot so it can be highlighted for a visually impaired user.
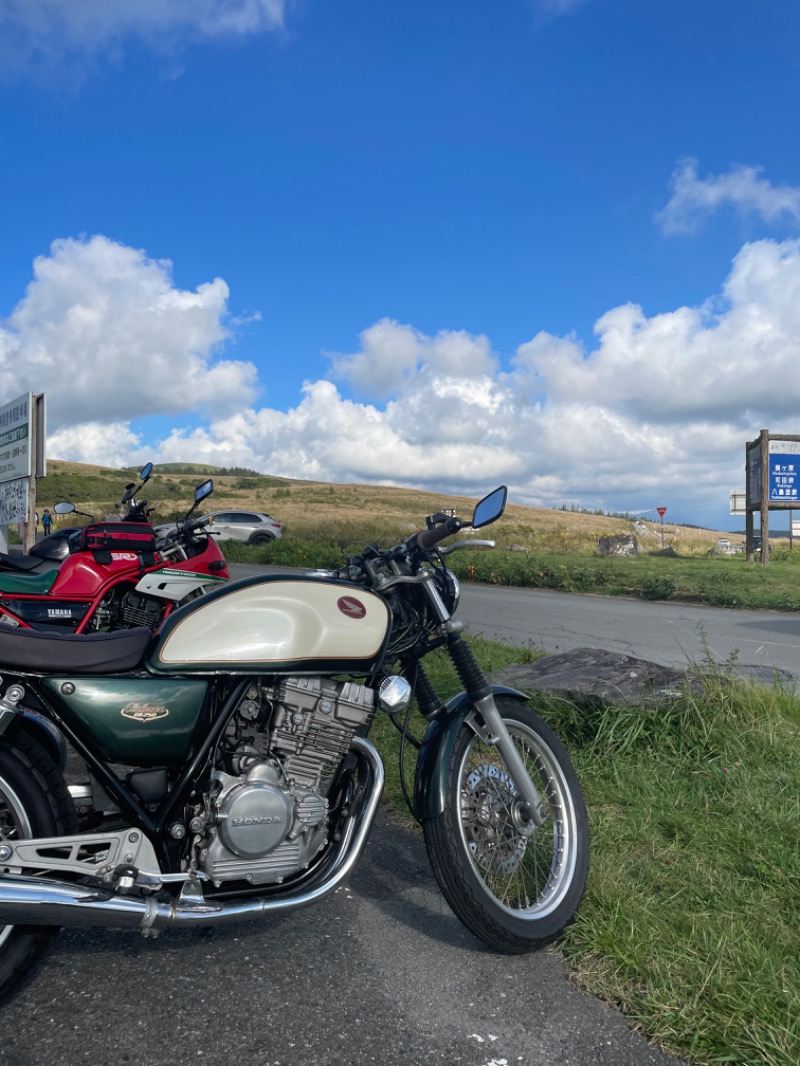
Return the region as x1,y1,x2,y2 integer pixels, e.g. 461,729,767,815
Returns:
437,567,460,614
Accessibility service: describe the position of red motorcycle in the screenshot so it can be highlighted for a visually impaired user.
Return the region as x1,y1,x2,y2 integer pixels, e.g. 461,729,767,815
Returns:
0,465,229,634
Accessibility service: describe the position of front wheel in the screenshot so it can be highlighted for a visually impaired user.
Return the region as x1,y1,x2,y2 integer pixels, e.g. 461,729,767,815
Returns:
423,698,589,953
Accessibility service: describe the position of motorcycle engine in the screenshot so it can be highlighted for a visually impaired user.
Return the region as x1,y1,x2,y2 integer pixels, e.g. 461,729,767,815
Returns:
195,677,375,886
118,590,164,629
94,589,164,631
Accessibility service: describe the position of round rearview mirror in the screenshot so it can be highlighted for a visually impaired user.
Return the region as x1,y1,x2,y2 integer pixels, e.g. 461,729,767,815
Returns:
140,462,153,481
53,502,75,515
472,486,508,530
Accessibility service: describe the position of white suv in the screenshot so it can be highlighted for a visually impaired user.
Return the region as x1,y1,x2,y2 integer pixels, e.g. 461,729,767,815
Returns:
203,510,283,546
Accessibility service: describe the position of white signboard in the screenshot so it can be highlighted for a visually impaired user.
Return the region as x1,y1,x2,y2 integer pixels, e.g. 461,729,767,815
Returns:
0,392,32,484
0,478,29,523
729,491,746,515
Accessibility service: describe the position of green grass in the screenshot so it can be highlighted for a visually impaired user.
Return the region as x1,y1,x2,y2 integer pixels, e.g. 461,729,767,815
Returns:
376,638,800,1066
219,536,343,570
556,671,800,1066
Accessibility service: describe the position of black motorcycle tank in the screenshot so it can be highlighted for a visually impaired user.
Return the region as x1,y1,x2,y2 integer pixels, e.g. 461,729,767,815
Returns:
146,575,391,675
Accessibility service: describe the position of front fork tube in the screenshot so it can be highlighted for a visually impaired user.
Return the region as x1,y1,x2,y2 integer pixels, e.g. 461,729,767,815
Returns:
446,635,548,827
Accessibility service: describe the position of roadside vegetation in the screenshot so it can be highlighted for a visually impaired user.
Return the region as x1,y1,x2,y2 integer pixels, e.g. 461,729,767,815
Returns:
226,535,800,613
375,638,800,1066
34,459,738,555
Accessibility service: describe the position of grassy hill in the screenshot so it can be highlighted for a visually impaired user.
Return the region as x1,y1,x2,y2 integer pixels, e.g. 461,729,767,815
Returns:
34,459,738,556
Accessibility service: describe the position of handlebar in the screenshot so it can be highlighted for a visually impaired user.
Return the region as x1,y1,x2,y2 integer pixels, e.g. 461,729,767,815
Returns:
180,514,213,535
328,486,506,591
412,516,463,553
155,515,214,558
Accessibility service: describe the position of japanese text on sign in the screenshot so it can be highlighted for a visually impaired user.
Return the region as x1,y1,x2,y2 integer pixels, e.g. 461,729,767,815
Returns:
769,455,799,502
0,394,31,485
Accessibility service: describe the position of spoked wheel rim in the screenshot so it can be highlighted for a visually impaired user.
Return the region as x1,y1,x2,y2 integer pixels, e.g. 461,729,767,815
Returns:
457,719,580,921
0,775,33,947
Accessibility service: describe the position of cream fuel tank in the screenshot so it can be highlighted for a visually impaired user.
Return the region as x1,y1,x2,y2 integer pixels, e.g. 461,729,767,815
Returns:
147,575,393,675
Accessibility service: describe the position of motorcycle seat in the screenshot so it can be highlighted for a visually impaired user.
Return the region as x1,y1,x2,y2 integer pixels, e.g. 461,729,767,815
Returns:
0,552,44,573
0,569,59,595
0,626,152,674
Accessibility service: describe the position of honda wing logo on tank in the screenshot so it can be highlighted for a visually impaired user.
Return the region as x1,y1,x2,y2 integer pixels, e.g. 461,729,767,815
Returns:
337,596,367,619
120,702,170,722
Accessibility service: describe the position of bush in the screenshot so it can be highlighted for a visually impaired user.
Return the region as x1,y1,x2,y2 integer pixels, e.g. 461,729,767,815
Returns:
219,538,341,570
639,573,678,601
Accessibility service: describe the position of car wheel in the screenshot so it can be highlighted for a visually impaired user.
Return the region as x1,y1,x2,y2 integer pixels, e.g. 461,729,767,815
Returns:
249,533,275,547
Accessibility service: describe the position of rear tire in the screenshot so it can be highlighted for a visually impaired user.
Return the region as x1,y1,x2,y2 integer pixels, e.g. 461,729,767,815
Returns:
423,698,589,952
249,533,275,547
0,732,76,1002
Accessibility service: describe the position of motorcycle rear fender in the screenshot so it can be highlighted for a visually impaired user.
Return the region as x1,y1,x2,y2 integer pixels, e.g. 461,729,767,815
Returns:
413,684,530,821
7,708,68,773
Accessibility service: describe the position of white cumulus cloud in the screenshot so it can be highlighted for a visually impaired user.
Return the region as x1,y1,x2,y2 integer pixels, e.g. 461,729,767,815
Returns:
0,234,257,452
152,235,800,520
657,158,800,235
520,239,800,427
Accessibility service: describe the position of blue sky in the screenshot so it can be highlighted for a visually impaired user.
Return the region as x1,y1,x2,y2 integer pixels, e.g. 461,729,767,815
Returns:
2,0,800,529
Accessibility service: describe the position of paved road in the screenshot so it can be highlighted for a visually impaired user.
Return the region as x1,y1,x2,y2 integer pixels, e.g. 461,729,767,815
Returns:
0,811,679,1066
458,584,800,681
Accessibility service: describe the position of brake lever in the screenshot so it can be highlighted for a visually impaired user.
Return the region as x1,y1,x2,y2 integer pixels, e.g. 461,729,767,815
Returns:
438,539,496,556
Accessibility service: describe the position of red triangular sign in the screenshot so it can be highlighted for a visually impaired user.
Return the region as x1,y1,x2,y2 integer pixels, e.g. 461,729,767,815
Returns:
657,507,667,518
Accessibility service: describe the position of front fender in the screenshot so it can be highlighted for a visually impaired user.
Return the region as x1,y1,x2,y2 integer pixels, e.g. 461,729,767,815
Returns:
413,684,529,821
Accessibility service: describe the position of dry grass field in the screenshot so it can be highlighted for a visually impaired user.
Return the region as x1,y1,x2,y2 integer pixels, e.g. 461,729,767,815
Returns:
40,459,741,557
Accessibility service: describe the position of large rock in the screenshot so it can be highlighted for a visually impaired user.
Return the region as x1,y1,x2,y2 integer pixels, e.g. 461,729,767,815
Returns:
596,534,638,557
489,648,796,708
490,648,698,708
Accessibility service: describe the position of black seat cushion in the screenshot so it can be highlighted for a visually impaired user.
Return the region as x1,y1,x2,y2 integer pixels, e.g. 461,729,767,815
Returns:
0,627,152,674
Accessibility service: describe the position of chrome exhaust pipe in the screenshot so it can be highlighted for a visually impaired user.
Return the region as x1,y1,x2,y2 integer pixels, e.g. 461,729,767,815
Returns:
0,738,384,933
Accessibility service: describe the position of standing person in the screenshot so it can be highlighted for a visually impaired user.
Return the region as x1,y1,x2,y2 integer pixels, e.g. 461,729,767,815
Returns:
41,509,52,536
34,511,39,531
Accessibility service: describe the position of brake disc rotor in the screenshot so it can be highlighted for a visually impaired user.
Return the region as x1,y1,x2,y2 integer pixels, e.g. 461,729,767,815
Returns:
461,763,531,876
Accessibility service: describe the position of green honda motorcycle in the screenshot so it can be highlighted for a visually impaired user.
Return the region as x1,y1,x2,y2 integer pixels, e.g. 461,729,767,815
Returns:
0,486,588,999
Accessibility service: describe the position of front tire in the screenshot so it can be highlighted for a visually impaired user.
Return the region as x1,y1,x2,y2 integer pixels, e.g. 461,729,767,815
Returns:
423,698,589,953
0,732,76,1001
